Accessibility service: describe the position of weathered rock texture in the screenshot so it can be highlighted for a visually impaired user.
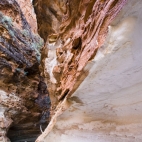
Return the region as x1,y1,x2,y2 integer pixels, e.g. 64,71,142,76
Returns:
0,0,50,141
35,0,142,142
17,0,37,33
1,0,142,142
33,0,127,108
31,0,142,142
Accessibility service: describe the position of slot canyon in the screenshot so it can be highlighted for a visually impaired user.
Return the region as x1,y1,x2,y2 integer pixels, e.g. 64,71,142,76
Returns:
0,0,142,142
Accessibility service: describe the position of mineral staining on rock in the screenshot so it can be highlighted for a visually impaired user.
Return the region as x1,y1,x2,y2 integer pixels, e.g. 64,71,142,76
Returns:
16,0,38,33
0,0,50,141
34,0,127,115
1,0,142,142
36,0,142,142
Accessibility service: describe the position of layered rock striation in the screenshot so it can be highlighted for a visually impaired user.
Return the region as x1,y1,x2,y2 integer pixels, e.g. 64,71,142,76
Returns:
36,0,142,141
34,0,142,142
33,0,127,108
1,0,142,142
0,0,50,141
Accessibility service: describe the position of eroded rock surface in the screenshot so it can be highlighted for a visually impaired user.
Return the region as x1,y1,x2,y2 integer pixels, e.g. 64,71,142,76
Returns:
0,0,50,141
17,0,37,33
36,0,142,142
1,0,142,142
33,0,127,118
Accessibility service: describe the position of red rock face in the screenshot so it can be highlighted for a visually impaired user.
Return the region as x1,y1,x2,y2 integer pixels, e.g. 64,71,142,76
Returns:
34,0,127,108
58,0,127,101
33,0,66,41
0,0,127,141
0,0,50,141
16,0,37,33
